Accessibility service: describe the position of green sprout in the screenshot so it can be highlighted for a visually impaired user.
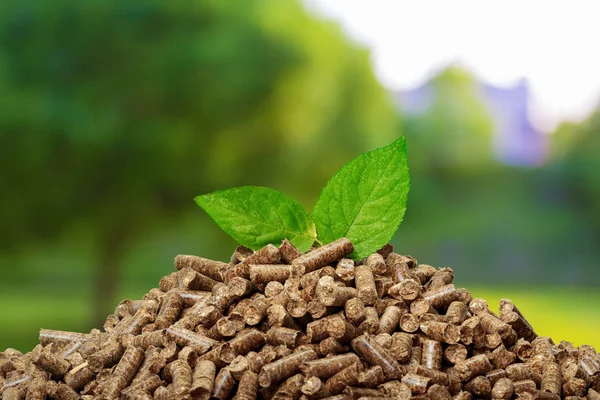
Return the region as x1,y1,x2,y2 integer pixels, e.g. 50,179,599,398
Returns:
195,137,410,260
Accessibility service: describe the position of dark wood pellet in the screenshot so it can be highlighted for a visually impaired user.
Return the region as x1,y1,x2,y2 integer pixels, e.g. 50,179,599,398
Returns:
325,362,362,394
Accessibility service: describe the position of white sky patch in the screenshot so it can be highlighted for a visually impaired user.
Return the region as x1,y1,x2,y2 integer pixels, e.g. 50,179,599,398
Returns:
304,0,600,132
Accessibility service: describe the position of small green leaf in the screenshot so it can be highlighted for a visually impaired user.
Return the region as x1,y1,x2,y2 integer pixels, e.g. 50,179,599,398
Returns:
195,186,317,252
313,137,410,259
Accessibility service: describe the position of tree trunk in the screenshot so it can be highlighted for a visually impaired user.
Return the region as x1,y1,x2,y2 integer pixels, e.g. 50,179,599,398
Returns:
93,232,126,329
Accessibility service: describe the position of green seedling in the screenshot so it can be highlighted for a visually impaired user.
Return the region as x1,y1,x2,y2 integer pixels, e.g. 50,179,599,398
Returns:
195,137,410,260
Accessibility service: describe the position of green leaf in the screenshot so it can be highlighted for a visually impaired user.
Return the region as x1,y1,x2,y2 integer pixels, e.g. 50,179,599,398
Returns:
313,137,410,259
195,186,317,252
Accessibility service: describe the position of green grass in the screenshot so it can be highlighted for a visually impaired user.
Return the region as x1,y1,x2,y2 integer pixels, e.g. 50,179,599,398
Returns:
0,292,91,353
1,286,599,352
470,286,600,348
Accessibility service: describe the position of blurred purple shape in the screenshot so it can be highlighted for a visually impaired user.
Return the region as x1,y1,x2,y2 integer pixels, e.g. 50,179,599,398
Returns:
396,77,547,166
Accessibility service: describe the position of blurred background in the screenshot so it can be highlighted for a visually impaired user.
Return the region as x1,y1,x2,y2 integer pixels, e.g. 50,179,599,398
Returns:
1,0,599,351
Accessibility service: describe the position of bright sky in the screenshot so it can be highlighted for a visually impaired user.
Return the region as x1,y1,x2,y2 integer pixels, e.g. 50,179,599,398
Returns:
304,0,600,132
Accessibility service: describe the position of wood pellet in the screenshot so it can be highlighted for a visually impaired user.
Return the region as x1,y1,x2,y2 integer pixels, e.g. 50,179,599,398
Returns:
1,238,599,399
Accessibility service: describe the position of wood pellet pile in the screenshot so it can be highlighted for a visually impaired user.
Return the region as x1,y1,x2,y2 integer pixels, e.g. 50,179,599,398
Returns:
1,238,600,400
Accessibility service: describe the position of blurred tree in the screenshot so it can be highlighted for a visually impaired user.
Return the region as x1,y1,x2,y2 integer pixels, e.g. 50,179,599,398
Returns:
552,107,600,239
397,65,498,249
0,0,400,324
401,66,497,179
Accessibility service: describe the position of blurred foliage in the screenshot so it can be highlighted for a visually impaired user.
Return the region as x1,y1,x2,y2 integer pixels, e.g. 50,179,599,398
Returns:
395,66,600,297
0,0,396,246
552,109,600,239
0,0,399,324
403,66,497,178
